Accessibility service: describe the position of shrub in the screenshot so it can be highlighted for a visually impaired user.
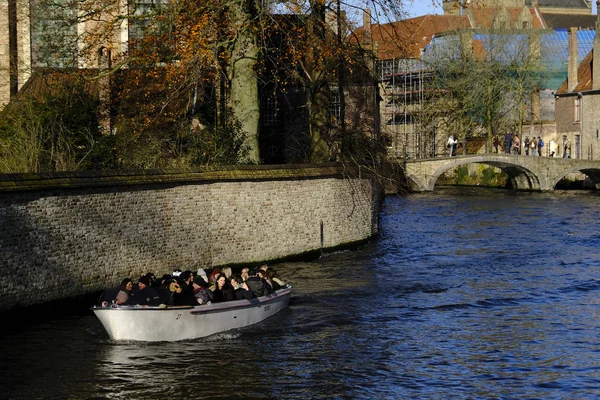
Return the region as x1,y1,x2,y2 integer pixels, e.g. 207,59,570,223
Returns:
0,82,115,172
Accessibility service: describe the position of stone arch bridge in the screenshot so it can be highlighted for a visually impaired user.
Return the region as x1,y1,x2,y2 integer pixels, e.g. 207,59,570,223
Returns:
402,154,600,192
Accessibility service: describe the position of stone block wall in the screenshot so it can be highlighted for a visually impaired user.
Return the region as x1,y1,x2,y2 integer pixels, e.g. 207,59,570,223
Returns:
0,165,379,310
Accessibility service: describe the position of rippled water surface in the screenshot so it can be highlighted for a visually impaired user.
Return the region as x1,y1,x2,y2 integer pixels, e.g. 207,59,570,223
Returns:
2,188,600,399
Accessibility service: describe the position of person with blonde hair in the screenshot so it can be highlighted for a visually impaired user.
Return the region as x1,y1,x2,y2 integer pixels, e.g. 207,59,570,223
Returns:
222,266,232,279
266,268,286,289
196,268,209,284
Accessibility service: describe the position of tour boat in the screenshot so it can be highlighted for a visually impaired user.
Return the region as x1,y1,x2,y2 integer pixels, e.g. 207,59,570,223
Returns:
92,287,292,342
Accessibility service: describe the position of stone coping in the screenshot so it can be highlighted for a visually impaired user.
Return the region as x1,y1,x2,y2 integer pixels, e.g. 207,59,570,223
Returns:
0,163,368,192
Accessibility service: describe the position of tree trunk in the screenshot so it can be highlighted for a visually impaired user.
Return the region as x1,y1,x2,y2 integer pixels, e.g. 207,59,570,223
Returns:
229,4,260,163
309,80,331,162
307,0,331,162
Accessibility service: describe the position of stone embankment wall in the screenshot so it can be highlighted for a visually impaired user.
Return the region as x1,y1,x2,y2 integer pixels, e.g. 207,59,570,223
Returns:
0,164,379,311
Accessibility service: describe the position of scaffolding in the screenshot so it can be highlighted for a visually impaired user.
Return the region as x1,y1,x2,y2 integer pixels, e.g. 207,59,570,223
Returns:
378,58,438,160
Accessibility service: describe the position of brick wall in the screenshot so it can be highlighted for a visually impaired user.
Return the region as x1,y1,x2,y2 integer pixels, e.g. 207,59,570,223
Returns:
555,96,578,134
0,165,380,310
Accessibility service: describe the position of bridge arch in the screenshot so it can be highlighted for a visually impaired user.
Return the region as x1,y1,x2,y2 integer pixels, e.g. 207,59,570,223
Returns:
402,155,560,192
550,167,600,190
426,156,543,191
403,155,600,192
405,175,427,192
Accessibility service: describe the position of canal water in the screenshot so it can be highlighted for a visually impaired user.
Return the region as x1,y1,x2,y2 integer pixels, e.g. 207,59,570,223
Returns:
2,188,600,399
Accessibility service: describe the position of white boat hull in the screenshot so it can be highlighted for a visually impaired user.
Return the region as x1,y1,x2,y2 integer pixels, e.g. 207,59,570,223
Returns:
93,287,292,342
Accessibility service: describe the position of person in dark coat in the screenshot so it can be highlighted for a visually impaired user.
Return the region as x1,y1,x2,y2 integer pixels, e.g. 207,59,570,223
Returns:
155,274,172,289
178,271,197,305
230,275,254,300
158,278,187,306
130,275,161,306
257,270,275,294
504,132,512,154
245,271,271,297
144,272,158,290
212,274,234,303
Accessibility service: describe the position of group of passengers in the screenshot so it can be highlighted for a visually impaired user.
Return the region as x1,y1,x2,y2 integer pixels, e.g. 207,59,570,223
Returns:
103,265,287,307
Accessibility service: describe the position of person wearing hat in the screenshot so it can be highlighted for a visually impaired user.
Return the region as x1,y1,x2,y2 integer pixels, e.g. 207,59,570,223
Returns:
145,272,156,287
130,275,161,306
192,275,213,304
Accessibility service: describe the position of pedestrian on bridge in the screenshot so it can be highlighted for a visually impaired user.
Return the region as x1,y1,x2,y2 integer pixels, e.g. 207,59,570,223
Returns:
537,137,544,156
447,135,457,156
512,134,520,155
504,132,512,154
524,136,530,156
564,139,571,158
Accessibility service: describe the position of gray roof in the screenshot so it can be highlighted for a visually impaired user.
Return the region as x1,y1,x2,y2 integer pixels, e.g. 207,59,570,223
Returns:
526,0,591,9
542,13,597,29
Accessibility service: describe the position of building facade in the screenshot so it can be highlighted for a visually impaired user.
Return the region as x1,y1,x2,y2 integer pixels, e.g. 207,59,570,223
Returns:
0,0,160,108
555,15,600,160
354,0,598,160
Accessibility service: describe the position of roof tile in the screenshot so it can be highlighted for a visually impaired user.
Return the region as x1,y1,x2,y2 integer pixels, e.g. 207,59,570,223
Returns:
352,14,471,59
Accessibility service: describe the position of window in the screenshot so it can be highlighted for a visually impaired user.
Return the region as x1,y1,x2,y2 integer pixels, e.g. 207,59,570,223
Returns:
129,0,168,41
330,90,341,127
262,95,278,127
575,97,581,122
386,114,413,125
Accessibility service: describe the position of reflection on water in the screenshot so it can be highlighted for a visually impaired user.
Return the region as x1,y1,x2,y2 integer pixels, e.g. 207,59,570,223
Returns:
2,188,600,399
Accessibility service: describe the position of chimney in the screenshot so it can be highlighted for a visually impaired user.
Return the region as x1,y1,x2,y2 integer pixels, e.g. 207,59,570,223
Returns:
443,0,458,15
363,9,372,45
529,33,541,122
593,1,600,90
568,27,578,92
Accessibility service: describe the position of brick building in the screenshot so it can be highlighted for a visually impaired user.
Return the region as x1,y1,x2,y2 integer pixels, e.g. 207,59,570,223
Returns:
353,0,597,159
555,9,600,160
0,0,160,109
